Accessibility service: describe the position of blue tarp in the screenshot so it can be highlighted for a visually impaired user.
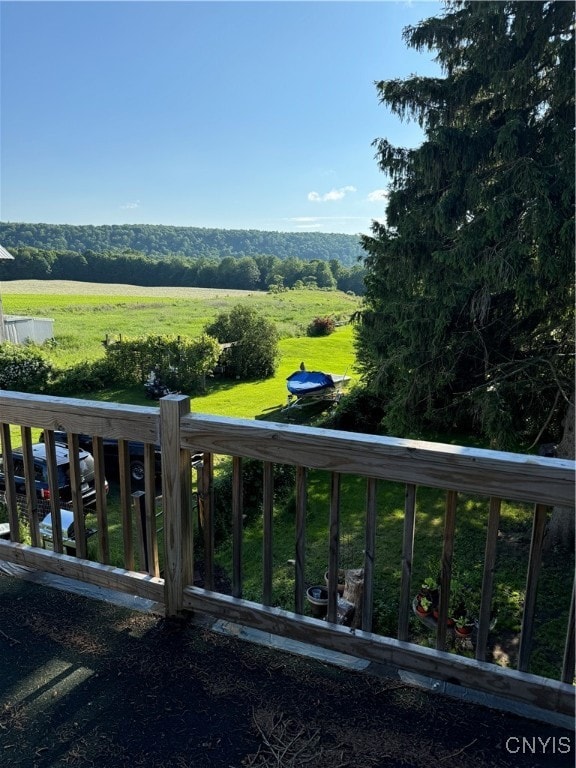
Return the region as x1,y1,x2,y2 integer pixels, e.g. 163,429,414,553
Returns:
286,370,335,396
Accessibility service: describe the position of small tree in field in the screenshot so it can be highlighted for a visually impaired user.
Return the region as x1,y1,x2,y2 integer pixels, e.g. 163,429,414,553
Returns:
205,304,279,379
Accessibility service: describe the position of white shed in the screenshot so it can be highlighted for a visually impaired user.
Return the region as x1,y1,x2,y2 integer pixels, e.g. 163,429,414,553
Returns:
0,244,14,342
0,245,55,344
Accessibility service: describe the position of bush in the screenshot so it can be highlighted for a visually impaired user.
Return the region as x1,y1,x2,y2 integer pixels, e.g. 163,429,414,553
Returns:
306,316,336,337
0,343,53,392
211,458,296,545
320,386,386,434
102,334,221,394
51,358,119,395
205,304,279,379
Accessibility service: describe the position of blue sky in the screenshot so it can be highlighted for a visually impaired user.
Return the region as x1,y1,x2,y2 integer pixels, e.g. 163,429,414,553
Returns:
1,1,442,235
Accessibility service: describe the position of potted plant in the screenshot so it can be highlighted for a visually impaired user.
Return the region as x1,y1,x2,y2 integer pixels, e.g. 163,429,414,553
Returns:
453,613,474,637
324,568,346,595
306,585,329,619
415,594,433,616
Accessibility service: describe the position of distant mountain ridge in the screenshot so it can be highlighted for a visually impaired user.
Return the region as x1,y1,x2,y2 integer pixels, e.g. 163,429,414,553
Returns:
0,222,365,266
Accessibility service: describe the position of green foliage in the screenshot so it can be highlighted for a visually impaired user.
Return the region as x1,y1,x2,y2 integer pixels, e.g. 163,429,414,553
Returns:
0,222,365,266
205,304,279,379
52,358,119,395
0,342,53,392
319,386,386,434
212,458,296,545
357,0,575,449
306,316,336,337
103,334,220,394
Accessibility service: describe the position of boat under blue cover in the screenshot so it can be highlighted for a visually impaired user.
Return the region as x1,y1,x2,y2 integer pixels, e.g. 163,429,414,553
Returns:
286,370,335,396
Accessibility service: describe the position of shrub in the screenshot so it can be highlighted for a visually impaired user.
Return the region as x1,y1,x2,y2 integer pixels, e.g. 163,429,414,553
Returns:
306,316,336,337
102,334,220,394
320,386,386,434
211,458,296,545
51,358,119,395
205,304,279,380
0,342,53,393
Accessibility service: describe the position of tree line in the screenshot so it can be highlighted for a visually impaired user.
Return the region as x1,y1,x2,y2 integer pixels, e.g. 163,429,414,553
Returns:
0,246,366,294
0,222,365,266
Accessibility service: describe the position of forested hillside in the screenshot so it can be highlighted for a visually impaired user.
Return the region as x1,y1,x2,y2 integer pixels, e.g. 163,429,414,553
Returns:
0,222,364,265
0,246,366,294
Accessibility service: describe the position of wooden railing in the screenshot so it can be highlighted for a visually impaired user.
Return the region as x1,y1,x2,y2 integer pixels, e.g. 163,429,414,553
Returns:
0,390,574,718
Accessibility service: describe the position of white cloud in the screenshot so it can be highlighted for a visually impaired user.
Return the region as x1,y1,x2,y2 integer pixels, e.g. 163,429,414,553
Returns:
120,200,140,209
307,185,357,203
367,189,389,202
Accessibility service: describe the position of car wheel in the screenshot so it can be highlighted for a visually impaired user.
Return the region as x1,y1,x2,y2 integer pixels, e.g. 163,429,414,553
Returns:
130,460,145,484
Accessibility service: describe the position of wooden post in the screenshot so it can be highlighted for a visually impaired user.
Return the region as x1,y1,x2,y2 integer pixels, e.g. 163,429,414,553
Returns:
561,579,575,684
294,466,307,615
200,452,214,591
437,490,457,650
67,432,87,559
118,440,134,570
262,461,274,606
20,426,39,547
362,477,377,632
232,456,243,598
398,483,417,641
476,497,501,660
518,503,549,672
160,394,192,617
0,424,19,543
327,472,341,623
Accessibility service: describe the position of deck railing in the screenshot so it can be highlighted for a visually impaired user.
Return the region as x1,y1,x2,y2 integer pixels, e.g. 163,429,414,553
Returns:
0,390,574,718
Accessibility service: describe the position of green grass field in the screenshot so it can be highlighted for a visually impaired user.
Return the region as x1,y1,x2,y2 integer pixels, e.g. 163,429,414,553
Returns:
1,280,572,679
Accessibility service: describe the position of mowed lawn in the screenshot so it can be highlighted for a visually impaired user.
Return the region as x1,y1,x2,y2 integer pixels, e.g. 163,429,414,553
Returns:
1,280,361,418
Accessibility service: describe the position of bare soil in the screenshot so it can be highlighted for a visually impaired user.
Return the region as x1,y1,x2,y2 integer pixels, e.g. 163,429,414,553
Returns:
0,572,573,768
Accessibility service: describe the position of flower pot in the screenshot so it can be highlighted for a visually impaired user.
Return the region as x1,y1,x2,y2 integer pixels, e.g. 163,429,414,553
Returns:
324,569,345,595
306,586,328,619
454,623,473,637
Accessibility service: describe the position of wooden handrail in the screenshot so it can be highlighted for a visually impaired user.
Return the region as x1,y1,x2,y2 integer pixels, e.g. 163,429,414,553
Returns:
0,389,574,718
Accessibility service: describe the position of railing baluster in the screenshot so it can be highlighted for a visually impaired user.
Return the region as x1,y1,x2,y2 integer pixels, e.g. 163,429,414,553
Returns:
262,461,274,606
20,427,39,546
476,496,501,660
67,433,87,559
437,490,458,650
362,477,377,632
561,579,575,684
518,503,549,672
200,451,214,591
327,472,341,623
398,483,417,641
144,443,159,577
232,456,243,598
294,466,307,615
118,439,134,570
0,424,19,543
92,436,109,564
44,430,63,554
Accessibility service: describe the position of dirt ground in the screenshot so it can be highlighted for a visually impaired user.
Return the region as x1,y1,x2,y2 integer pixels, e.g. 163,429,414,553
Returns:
0,572,573,768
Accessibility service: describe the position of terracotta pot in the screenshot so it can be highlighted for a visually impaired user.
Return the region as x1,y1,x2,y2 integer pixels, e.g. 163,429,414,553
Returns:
454,623,473,637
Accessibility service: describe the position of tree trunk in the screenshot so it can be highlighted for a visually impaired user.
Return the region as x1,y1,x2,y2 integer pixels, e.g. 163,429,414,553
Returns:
343,568,364,629
545,393,575,551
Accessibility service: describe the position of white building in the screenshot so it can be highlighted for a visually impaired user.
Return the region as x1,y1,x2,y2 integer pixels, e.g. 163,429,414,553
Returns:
0,245,55,344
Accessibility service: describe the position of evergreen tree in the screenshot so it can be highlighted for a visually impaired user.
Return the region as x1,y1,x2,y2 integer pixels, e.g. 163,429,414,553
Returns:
357,1,574,450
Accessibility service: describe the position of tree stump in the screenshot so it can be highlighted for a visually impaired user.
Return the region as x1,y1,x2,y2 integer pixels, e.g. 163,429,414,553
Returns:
343,568,364,629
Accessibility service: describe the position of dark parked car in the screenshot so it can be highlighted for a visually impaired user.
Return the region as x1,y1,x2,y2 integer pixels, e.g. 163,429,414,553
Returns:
40,431,203,491
0,442,106,508
41,431,161,490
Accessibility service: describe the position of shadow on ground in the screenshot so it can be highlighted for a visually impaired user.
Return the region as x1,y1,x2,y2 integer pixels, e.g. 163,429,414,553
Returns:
0,573,573,768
